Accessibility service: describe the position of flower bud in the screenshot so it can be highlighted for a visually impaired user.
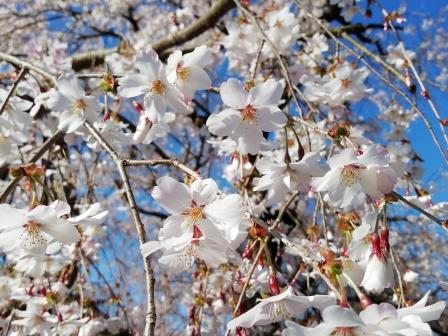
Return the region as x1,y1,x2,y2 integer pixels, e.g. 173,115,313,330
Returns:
133,117,152,143
268,272,280,296
242,242,253,260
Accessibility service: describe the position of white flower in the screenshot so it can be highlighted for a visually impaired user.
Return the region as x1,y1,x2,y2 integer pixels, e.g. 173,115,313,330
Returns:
283,293,446,335
360,293,446,334
361,253,394,293
47,74,101,133
360,232,394,293
283,305,365,336
141,177,249,272
14,241,70,277
166,45,211,99
324,63,370,105
265,7,300,55
12,297,58,336
386,44,416,69
311,145,397,208
118,49,187,115
206,78,287,154
227,286,335,331
0,200,81,254
253,152,325,205
141,221,231,273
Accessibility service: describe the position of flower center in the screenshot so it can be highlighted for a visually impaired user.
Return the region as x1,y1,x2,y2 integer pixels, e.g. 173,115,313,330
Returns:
274,20,283,28
150,80,166,95
240,105,257,122
182,202,205,228
73,99,87,111
341,79,352,89
333,327,356,336
21,221,46,249
176,64,190,81
341,164,360,186
268,301,294,322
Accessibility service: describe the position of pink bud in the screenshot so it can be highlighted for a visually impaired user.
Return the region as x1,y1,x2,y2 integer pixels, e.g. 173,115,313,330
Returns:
371,233,381,256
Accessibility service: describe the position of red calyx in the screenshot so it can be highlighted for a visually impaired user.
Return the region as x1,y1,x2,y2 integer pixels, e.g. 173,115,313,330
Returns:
371,233,382,256
380,227,389,253
242,242,253,260
38,286,47,296
268,273,280,296
236,327,247,336
133,101,145,114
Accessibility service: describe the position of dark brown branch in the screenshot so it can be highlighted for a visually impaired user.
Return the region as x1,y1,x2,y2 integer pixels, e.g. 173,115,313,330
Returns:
71,0,235,71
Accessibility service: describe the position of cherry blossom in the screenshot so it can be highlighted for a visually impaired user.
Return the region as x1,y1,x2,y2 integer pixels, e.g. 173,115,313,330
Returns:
311,145,397,208
118,49,187,115
166,45,212,99
0,201,81,254
227,286,335,331
47,75,101,133
206,78,287,154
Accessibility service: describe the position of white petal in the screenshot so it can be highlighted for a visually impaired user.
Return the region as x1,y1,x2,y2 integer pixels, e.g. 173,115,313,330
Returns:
250,79,284,107
183,45,211,68
206,108,241,137
41,218,81,245
57,74,85,100
328,148,357,169
152,176,192,214
135,49,162,80
359,167,383,198
257,107,287,131
164,85,188,113
46,89,72,112
191,178,218,205
220,79,249,109
141,240,164,257
234,123,264,155
226,301,269,330
180,65,211,98
322,305,364,328
118,74,148,98
58,110,84,133
283,320,333,336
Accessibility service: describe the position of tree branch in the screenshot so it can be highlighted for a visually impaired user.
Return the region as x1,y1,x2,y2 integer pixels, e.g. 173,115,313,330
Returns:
71,0,235,71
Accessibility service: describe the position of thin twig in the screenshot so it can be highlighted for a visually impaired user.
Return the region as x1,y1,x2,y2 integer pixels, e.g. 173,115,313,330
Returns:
0,52,57,85
0,130,64,203
391,191,447,229
0,68,28,115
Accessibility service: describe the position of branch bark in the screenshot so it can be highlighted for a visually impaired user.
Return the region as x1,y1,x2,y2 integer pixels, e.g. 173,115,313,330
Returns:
71,0,235,71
